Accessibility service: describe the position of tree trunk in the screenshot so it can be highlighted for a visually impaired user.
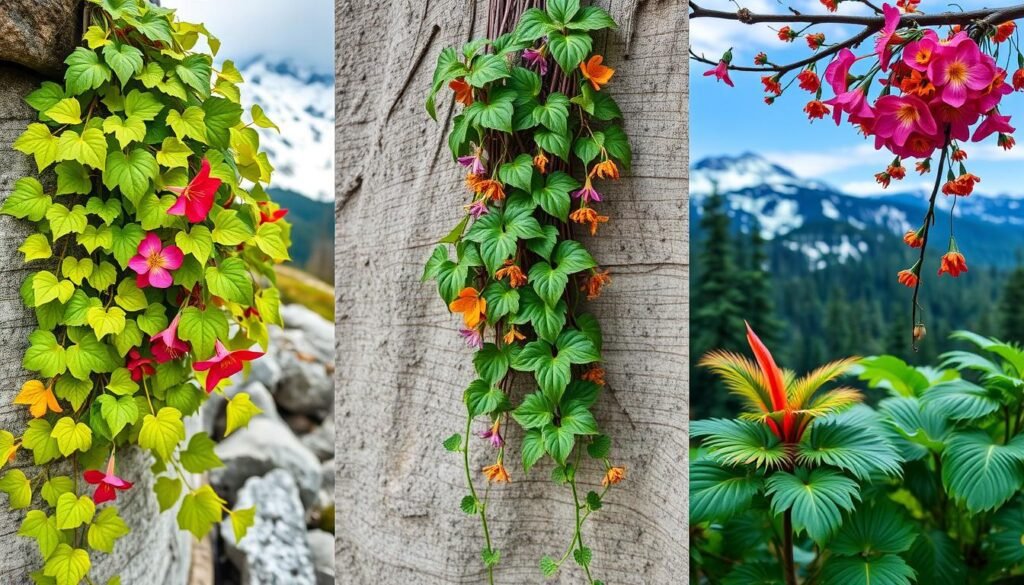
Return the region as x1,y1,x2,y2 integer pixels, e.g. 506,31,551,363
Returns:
334,1,689,583
0,4,192,583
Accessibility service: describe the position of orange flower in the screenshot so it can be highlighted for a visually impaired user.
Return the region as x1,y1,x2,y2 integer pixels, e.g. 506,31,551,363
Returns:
951,148,967,162
15,380,62,418
806,33,825,50
581,269,612,300
875,172,891,188
449,78,474,106
915,159,931,174
602,466,626,487
495,260,528,288
580,55,614,91
534,150,549,174
465,173,484,192
900,70,935,99
1000,134,1016,150
939,251,968,277
591,159,620,180
449,287,486,328
474,178,506,201
903,227,924,248
761,75,782,95
803,100,830,120
482,462,510,483
797,69,820,93
503,325,526,345
993,21,1016,43
582,366,606,386
942,173,980,196
570,207,609,236
897,268,919,288
777,26,796,42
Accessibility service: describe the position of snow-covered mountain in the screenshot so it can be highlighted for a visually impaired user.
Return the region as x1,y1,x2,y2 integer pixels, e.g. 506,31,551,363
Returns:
690,153,1024,269
237,57,334,202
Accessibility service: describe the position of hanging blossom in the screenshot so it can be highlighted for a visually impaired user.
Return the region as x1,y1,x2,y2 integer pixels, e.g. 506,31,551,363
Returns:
150,313,189,363
84,454,133,504
166,158,223,223
193,341,265,393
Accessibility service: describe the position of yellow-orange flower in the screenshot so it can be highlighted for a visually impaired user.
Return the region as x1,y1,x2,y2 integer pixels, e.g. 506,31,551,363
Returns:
449,78,474,106
582,366,606,386
580,55,615,91
534,150,549,174
591,159,619,180
495,260,528,288
581,270,612,300
449,287,486,328
14,380,62,418
483,462,510,483
570,207,609,236
474,178,506,201
504,325,526,345
602,466,626,487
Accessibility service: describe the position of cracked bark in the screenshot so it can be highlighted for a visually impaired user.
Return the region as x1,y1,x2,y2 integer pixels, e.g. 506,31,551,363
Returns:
335,0,689,583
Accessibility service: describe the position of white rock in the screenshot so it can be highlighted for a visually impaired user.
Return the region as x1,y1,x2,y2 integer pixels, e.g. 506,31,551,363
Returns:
307,529,335,585
301,418,335,461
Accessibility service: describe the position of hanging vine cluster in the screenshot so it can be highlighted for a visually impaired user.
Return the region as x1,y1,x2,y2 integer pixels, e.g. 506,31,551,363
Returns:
423,1,628,583
0,0,290,583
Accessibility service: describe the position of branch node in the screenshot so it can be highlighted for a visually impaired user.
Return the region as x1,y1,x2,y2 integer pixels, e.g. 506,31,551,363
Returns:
737,8,753,24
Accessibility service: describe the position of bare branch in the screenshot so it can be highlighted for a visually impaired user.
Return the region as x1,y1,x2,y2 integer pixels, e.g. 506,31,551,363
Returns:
689,2,1024,26
690,26,876,74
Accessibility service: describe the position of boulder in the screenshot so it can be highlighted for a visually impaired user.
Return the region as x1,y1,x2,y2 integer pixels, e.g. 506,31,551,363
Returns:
301,418,335,461
210,417,322,510
248,345,284,390
221,470,317,585
280,304,334,361
274,329,333,418
0,0,80,75
307,529,336,585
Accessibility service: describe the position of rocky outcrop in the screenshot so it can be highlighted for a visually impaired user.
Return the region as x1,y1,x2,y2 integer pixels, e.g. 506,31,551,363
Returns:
0,1,82,75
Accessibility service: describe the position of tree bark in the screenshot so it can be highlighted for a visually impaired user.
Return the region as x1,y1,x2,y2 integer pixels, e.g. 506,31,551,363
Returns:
334,1,689,583
0,7,192,584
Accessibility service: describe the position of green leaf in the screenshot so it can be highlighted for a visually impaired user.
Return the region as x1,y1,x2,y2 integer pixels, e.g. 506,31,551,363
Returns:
109,223,145,268
556,329,601,364
123,89,164,121
602,125,632,169
103,148,158,205
466,97,514,133
18,233,52,262
820,555,916,585
114,279,148,312
202,97,243,149
175,54,213,98
941,431,1024,513
13,124,60,171
64,48,111,95
77,225,113,253
166,106,207,143
102,41,143,86
567,6,617,30
86,197,122,225
539,555,560,578
0,469,32,509
534,128,570,161
990,501,1024,566
542,423,575,464
587,434,611,459
573,546,591,567
19,510,62,559
57,128,107,170
533,92,570,134
905,529,966,585
23,329,67,377
830,499,917,557
96,394,138,436
55,161,92,196
553,240,597,274
211,208,254,246
532,171,579,221
205,257,254,304
55,493,95,530
180,432,224,473
547,30,592,73
547,0,580,24
139,407,186,461
41,476,75,508
464,379,507,417
465,54,510,87
497,154,535,192
102,115,147,149
516,9,555,42
443,433,462,452
98,0,141,19
2,177,51,221
559,404,599,435
528,262,567,307
177,485,224,539
254,222,291,261
797,420,903,481
521,429,546,473
24,420,61,465
513,340,571,402
225,393,263,436
230,507,256,543
156,136,192,169
66,332,119,380
512,391,556,429
136,304,168,336
179,306,229,359
591,90,623,121
26,81,66,114
33,272,75,306
43,544,90,585
513,287,566,343
482,548,501,567
473,343,514,385
55,376,93,410
482,280,520,324
765,468,860,545
87,507,129,554
132,10,173,43
51,417,93,457
460,495,478,514
691,418,789,470
154,477,182,512
919,379,1001,421
45,98,82,125
46,204,89,241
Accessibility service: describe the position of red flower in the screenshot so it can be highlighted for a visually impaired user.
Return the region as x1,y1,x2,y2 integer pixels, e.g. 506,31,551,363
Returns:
804,100,830,120
915,159,931,174
806,33,826,50
897,268,919,288
993,21,1016,43
258,202,288,224
84,455,133,504
797,69,820,92
875,172,891,188
887,162,906,180
166,159,222,223
150,313,189,364
777,26,796,42
754,52,768,66
999,133,1016,150
761,75,782,95
951,148,968,162
1014,69,1024,91
193,341,265,393
126,349,155,382
903,227,924,248
938,251,968,277
449,78,473,106
820,0,838,12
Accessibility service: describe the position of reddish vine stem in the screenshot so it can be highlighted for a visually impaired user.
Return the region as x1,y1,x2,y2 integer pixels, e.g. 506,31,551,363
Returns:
910,127,952,351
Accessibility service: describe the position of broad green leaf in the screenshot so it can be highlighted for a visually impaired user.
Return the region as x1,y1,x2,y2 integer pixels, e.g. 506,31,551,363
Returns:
225,393,262,436
86,306,126,339
46,204,89,241
139,407,186,460
180,432,224,473
498,154,535,192
166,106,207,143
941,431,1024,513
567,6,617,30
13,124,60,171
463,379,507,418
18,510,62,559
102,41,143,86
254,222,290,260
156,137,192,169
65,332,119,380
78,225,113,253
830,499,917,556
23,420,61,465
103,148,158,205
33,271,75,306
175,54,213,97
229,507,257,542
23,329,67,377
2,177,51,221
109,224,145,268
57,128,107,170
87,507,129,554
919,379,1001,421
114,278,148,312
465,54,510,87
64,48,111,95
42,544,90,585
202,97,243,149
40,477,76,508
250,104,279,131
905,529,966,585
154,477,182,512
820,555,916,585
26,82,65,113
96,394,139,436
179,306,229,359
123,89,163,121
521,429,546,473
211,208,254,245
55,493,95,530
765,468,860,545
473,343,514,385
466,96,514,133
0,469,32,509
102,115,147,149
86,197,122,225
542,423,575,464
177,485,224,539
547,30,592,73
51,417,92,457
131,10,173,43
55,161,92,195
19,234,52,262
691,418,789,470
533,92,570,134
797,420,903,480
45,99,82,125
512,340,571,402
205,258,254,304
532,171,579,221
55,376,93,410
482,280,520,324
553,240,596,274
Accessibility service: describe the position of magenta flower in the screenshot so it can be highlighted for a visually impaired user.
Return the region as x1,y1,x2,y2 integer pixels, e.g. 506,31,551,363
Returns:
523,47,548,76
193,341,264,393
572,179,602,204
825,88,871,126
873,95,937,147
459,327,483,349
973,112,1015,142
128,233,183,289
457,152,486,175
150,312,189,363
467,199,489,219
874,3,901,71
703,60,734,87
126,348,155,382
479,420,504,448
84,455,133,504
929,41,995,108
824,48,856,94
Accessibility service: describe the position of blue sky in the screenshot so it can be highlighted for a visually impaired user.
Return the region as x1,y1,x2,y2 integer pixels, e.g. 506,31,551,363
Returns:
691,0,1024,197
161,0,333,73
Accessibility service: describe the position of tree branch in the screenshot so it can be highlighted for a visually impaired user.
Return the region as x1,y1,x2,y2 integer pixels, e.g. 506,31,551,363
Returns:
689,1,1024,27
690,25,876,73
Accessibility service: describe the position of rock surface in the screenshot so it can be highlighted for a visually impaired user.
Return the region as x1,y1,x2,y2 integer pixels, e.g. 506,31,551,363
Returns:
0,0,82,75
307,529,336,585
221,470,317,585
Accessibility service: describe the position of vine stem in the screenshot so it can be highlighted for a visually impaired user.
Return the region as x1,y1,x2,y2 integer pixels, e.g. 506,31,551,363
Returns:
910,127,951,350
782,509,797,585
568,476,595,583
463,416,495,585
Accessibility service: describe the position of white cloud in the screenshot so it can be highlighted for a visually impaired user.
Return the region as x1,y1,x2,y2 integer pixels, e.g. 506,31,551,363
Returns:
162,0,333,72
759,143,885,178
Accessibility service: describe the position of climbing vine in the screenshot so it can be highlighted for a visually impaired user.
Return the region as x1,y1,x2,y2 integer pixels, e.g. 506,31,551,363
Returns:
423,1,627,583
0,1,290,583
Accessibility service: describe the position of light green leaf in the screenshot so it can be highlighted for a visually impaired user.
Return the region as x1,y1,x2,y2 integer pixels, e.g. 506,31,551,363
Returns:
19,234,53,262
123,89,163,121
45,99,82,125
103,148,158,205
765,468,860,545
139,407,186,461
205,257,254,304
179,306,229,359
57,128,107,170
156,137,192,169
102,41,143,86
180,432,224,473
154,477,182,512
229,507,256,542
55,161,93,195
87,507,129,554
51,417,92,457
2,177,51,221
177,485,224,539
13,124,60,171
64,48,111,95
96,394,139,436
0,469,32,509
46,204,89,241
55,493,95,530
225,393,262,437
211,208,254,245
43,544,90,585
102,115,147,149
166,106,207,143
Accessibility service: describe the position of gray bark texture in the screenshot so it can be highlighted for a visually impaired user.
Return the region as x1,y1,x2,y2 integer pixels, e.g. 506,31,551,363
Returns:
335,0,689,583
0,4,192,583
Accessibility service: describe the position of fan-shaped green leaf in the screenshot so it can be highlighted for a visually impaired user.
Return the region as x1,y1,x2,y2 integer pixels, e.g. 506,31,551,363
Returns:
690,460,763,524
820,554,916,585
950,330,1024,377
722,562,784,585
941,431,1024,513
902,529,965,585
797,421,903,480
920,379,1000,422
765,468,860,545
990,498,1024,566
855,356,934,398
877,397,951,460
691,419,789,470
829,499,916,556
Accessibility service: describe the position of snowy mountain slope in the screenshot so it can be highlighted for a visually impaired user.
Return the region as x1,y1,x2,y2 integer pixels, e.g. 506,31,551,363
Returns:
690,153,1024,269
237,57,334,202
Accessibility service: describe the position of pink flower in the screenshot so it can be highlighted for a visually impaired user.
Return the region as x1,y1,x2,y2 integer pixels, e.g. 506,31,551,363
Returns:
467,199,489,219
193,341,265,393
875,3,902,71
128,233,183,289
703,60,734,87
523,47,549,76
167,159,222,223
572,178,602,204
479,419,504,448
929,41,994,107
824,48,857,94
825,88,871,126
459,327,483,349
126,348,155,382
84,455,133,504
150,313,189,363
973,111,1015,142
457,153,486,175
873,95,937,147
